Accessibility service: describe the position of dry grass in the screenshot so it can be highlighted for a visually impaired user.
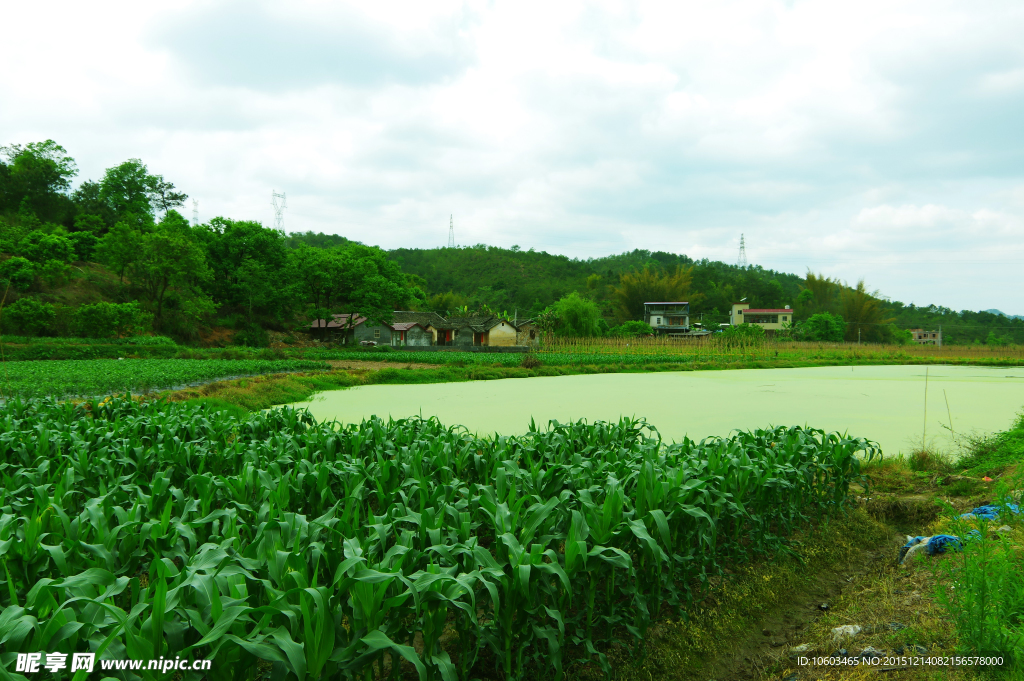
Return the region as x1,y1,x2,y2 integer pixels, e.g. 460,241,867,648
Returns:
543,336,1024,366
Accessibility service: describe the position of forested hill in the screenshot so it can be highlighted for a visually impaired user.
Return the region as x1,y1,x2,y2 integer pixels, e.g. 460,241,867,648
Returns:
2,138,1021,346
388,245,805,320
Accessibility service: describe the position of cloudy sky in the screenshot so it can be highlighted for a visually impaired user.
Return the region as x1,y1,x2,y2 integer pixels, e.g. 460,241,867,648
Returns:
3,0,1023,312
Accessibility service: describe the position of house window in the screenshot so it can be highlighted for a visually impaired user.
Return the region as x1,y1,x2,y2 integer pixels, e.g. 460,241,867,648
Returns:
656,317,662,325
782,316,788,321
374,329,380,338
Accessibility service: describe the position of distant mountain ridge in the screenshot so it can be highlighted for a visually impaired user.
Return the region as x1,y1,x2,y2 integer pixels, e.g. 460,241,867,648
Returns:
985,309,1024,320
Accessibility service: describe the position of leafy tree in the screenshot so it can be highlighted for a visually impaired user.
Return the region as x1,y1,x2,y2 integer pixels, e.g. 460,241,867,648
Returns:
889,325,913,345
95,221,145,282
794,312,846,342
129,224,211,323
288,244,343,317
99,159,158,223
147,175,188,216
613,265,701,322
2,297,56,336
551,291,602,337
197,218,293,320
333,244,412,326
986,331,1010,346
0,257,35,290
70,182,115,229
426,291,470,315
73,213,106,234
289,243,410,328
798,272,841,318
0,140,78,223
840,280,893,342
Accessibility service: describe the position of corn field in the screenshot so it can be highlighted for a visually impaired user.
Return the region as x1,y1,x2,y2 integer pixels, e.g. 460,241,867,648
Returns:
0,396,877,680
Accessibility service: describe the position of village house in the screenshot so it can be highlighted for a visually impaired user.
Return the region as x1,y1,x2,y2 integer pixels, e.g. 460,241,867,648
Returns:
730,303,793,333
515,320,541,347
644,302,690,335
309,310,530,347
909,328,942,346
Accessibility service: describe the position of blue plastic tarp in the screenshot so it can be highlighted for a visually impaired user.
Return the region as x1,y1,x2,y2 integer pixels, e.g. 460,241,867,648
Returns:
959,504,1020,520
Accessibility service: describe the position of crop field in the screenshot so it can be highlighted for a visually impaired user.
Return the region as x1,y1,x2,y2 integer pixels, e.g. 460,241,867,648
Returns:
0,359,329,399
0,396,875,680
303,338,1024,369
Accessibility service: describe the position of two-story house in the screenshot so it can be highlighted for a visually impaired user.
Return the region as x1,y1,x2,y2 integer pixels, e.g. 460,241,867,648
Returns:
644,302,690,335
729,303,793,332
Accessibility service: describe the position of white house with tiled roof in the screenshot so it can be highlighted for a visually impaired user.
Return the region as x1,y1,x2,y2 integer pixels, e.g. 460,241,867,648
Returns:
729,303,793,331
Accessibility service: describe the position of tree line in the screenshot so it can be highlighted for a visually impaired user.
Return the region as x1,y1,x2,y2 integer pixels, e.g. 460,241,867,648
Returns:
2,140,1021,345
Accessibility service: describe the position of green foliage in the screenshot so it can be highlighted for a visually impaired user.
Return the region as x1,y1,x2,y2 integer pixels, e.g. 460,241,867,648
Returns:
612,265,700,322
66,230,98,261
1,297,56,336
889,324,913,345
986,330,1012,346
72,301,152,338
794,312,846,342
38,259,70,288
0,140,78,223
234,322,271,348
933,498,1024,665
289,243,411,326
72,213,106,234
717,322,766,346
550,291,602,336
128,221,212,323
610,320,655,337
0,396,875,679
0,256,35,290
426,290,470,314
15,230,74,263
94,220,144,281
0,358,328,398
98,158,158,222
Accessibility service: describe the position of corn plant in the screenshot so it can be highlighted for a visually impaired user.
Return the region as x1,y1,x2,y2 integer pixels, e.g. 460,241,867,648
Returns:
0,395,876,680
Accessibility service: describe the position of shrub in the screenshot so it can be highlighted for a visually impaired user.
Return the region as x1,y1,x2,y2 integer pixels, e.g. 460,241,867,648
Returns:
0,256,36,290
521,353,542,369
717,322,766,347
73,301,152,338
794,312,846,342
67,231,99,261
2,297,56,336
610,320,654,337
16,230,74,264
39,259,70,288
234,323,270,348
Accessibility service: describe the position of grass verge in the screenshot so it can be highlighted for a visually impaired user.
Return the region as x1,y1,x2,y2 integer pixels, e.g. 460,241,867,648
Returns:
609,508,893,681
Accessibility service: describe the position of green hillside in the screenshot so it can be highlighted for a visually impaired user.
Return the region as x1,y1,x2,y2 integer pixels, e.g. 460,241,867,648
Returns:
3,139,1023,346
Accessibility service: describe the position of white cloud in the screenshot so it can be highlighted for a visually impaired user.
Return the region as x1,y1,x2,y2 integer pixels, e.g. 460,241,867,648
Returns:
1,0,1023,311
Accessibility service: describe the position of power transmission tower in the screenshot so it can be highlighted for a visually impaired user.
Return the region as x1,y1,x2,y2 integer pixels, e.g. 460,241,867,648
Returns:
272,191,287,232
737,233,748,267
191,199,199,227
448,214,455,248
